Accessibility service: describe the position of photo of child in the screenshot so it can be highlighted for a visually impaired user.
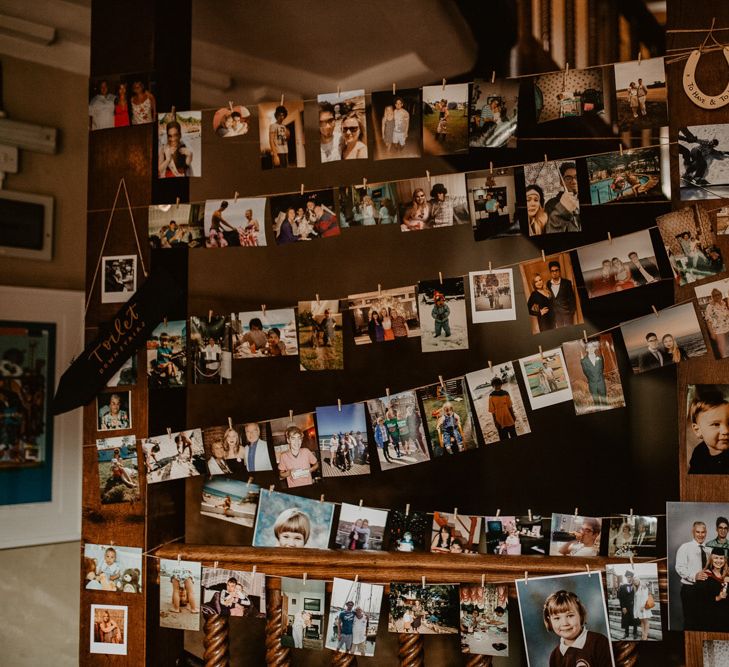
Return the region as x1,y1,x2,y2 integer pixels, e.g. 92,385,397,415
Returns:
146,320,186,388
84,544,142,593
417,377,477,457
685,385,729,474
386,510,431,552
431,511,482,554
96,436,140,504
142,428,207,484
459,584,509,656
159,558,201,630
201,567,266,618
417,277,469,353
297,299,343,371
203,198,266,247
232,308,298,359
200,478,260,528
422,83,469,156
269,412,320,488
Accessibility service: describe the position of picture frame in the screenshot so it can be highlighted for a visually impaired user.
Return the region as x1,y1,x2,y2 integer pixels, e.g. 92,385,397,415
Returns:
303,597,321,612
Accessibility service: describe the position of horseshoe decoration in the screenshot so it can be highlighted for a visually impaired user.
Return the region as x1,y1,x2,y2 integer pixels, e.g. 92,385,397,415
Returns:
683,47,729,109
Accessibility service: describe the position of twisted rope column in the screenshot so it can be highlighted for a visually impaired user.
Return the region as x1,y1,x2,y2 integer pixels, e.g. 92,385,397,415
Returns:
398,632,425,666
330,650,358,665
265,587,291,667
465,654,493,666
613,640,639,667
203,614,229,667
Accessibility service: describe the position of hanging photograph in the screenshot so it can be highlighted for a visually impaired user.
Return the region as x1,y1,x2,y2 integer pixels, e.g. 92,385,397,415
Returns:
468,269,516,323
89,76,128,130
101,256,136,303
466,167,520,239
387,510,431,552
576,229,662,298
315,402,371,477
252,488,334,549
519,252,583,333
337,182,400,227
96,391,131,431
620,302,708,374
605,562,662,642
142,428,206,484
326,577,384,657
466,362,530,443
157,110,201,178
549,513,603,557
200,567,265,618
206,421,271,474
479,515,521,555
232,308,298,358
534,67,608,124
656,207,725,285
417,277,469,352
561,335,626,416
200,478,260,528
422,83,469,155
146,319,186,388
280,576,326,651
148,203,204,249
518,348,573,410
189,314,232,384
416,377,477,456
270,189,339,243
388,583,460,634
297,299,343,371
90,604,128,655
606,515,658,558
370,88,421,160
159,558,201,630
685,384,729,475
469,78,519,148
366,390,430,471
516,515,551,556
347,285,420,345
431,510,482,554
523,159,582,234
695,278,729,359
516,571,615,667
586,146,668,204
269,412,321,489
334,502,388,551
212,104,251,137
203,198,266,247
106,354,137,388
259,99,305,169
678,124,729,199
714,206,729,235
317,89,367,162
84,543,142,593
96,436,140,504
613,57,668,131
396,173,469,231
460,584,509,656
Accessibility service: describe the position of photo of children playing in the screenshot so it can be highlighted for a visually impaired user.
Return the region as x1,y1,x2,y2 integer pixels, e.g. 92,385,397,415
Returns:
232,308,297,359
96,436,140,504
431,511,482,554
685,385,729,475
146,320,186,388
417,377,477,456
201,567,266,619
159,558,201,630
334,502,388,551
388,582,460,634
315,402,370,477
142,428,206,484
459,584,509,656
297,299,343,371
325,577,384,657
417,277,469,353
84,544,142,593
270,412,320,489
200,478,260,528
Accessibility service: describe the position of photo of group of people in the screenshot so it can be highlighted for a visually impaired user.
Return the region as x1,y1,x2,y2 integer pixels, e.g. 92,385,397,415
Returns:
523,159,582,235
147,203,205,249
142,428,206,484
347,285,420,345
317,89,368,162
685,385,729,475
271,190,340,244
370,89,421,160
232,309,297,358
101,256,136,304
422,83,469,156
84,543,142,593
459,584,509,656
296,300,343,371
587,146,667,205
337,182,399,227
204,198,266,247
431,511,482,554
200,566,265,619
613,57,667,131
96,436,139,504
388,583,460,634
518,348,573,410
388,510,430,553
396,174,470,231
157,111,201,178
258,100,305,169
466,167,520,239
417,377,477,456
146,320,186,388
88,74,155,131
334,502,388,551
200,478,260,528
325,578,383,657
469,79,518,149
315,403,370,477
212,105,251,138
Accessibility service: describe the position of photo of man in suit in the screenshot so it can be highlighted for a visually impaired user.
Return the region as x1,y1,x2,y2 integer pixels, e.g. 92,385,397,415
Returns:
638,332,665,373
617,570,638,639
548,261,577,328
674,520,710,630
627,251,659,286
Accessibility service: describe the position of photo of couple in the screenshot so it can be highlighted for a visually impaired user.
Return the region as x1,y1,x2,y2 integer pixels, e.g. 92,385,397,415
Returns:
347,285,420,345
317,89,367,162
296,300,343,371
280,576,325,651
613,57,668,132
468,269,516,323
523,159,582,235
204,198,266,247
200,567,265,619
605,563,662,641
370,89,421,160
396,174,469,231
212,105,250,137
606,515,658,558
334,502,388,551
325,578,383,657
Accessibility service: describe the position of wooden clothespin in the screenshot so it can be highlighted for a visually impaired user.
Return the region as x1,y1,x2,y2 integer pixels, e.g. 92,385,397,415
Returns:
426,170,431,186
300,183,305,195
489,161,493,175
481,573,486,587
422,575,426,587
488,360,493,370
528,509,533,521
110,540,115,546
177,553,181,564
338,399,342,412
630,553,635,567
439,375,445,389
438,271,443,284
638,51,642,65
269,484,275,492
214,560,218,569
491,70,496,84
378,284,382,295
496,508,501,517
608,232,612,243
319,494,325,503
228,417,233,430
538,345,543,358
316,293,321,304
488,261,492,272
619,144,624,157
544,153,549,165
629,508,634,518
354,574,359,583
247,476,254,485
453,507,458,520
289,410,294,422
385,387,390,397
441,78,446,91
261,304,266,316
586,564,592,577
228,100,234,111
392,82,397,95
652,305,659,317
574,507,579,517
166,427,172,437
171,106,176,117
252,565,257,576
280,93,285,106
541,249,546,262
565,62,570,74
303,572,307,586
336,84,341,96
175,197,180,209
234,191,239,204
405,503,410,516
362,177,367,189
359,499,364,507
583,330,588,343
163,316,168,327
524,570,529,585
208,309,213,323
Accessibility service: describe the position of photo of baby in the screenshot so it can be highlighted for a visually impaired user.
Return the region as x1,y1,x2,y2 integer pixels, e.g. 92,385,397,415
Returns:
84,543,142,593
201,567,265,619
159,558,201,630
685,385,729,475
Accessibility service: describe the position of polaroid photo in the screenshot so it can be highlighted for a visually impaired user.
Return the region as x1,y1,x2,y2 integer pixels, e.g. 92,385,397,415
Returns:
157,111,201,178
334,502,388,551
518,348,573,410
326,577,384,656
704,640,729,666
232,308,298,359
97,391,131,431
695,279,729,359
549,513,603,558
270,189,339,244
201,478,260,528
523,159,582,235
534,67,609,124
269,412,321,489
685,385,729,474
159,558,201,630
515,571,615,667
297,299,343,371
467,167,520,240
422,83,469,156
388,583,460,634
259,99,305,169
715,206,729,235
620,301,707,374
387,510,431,552
90,604,128,655
142,428,206,484
469,269,516,323
148,202,204,249
417,277,469,352
84,544,142,593
315,403,370,478
252,488,335,549
656,207,725,286
317,89,367,163
614,57,668,131
96,435,140,504
417,377,477,456
576,229,662,299
469,78,519,148
366,390,430,471
667,501,729,631
431,511,482,554
189,314,232,384
347,285,420,345
106,354,137,387
479,516,521,555
678,124,729,200
337,182,400,227
89,76,127,130
466,362,531,443
213,104,251,138
606,515,658,558
515,515,550,556
203,198,266,248
396,173,469,231
519,252,583,333
201,566,265,618
562,335,626,416
101,255,136,303
587,146,668,205
460,584,509,656
146,319,185,388
370,88,421,160
281,576,326,650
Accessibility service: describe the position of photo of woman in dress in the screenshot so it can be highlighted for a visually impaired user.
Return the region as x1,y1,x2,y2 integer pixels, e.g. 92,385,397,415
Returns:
526,273,555,332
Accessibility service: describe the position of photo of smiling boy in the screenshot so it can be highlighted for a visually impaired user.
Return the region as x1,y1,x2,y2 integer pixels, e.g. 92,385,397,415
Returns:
277,425,319,488
686,385,729,474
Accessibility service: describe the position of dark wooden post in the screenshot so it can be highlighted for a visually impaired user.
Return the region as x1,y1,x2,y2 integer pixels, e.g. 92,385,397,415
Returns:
264,585,291,667
398,632,425,666
464,655,493,667
203,614,230,667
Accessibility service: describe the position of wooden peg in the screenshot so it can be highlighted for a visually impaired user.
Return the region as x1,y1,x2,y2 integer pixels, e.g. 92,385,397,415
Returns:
491,70,496,84
247,476,254,485
316,293,320,304
544,153,548,165
481,573,486,587
528,509,533,521
638,52,642,65
362,176,367,189
280,93,284,106
166,427,172,437
629,508,634,518
359,499,364,507
453,507,458,520
163,316,168,327
541,249,546,262
489,161,493,174
441,78,446,90
228,417,233,429
586,564,592,577
385,387,390,397
378,283,382,295
303,572,307,586
261,304,266,315
392,82,396,95
619,144,623,157
177,553,181,564
488,360,493,370
337,84,341,96
422,575,426,587
496,508,501,517
208,309,213,323
252,565,257,576
426,170,431,184
608,232,612,243
338,399,342,412
583,330,588,343
354,574,359,583
234,191,239,203
269,484,275,492
439,375,445,389
319,494,325,503
175,197,180,208
171,106,176,116
488,261,492,272
289,409,294,421
524,570,529,585
439,271,443,284
630,553,635,567
538,345,543,358
405,503,410,516
300,183,305,195
228,100,234,111
214,560,218,569
574,507,579,517
652,305,659,317
565,62,570,73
